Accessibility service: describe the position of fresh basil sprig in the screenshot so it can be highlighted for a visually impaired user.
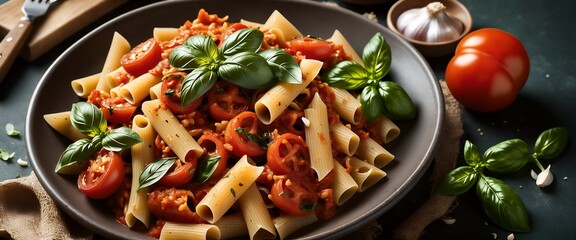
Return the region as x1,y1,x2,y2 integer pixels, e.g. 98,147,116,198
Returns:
138,157,177,190
55,102,142,173
437,127,570,232
533,127,568,160
476,174,530,232
437,140,531,232
322,33,416,122
191,155,221,184
169,28,301,107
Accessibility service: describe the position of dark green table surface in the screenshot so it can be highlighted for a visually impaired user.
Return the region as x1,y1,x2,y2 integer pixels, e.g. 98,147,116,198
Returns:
1,0,575,239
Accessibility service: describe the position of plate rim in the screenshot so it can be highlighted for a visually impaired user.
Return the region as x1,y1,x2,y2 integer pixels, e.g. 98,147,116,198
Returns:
26,0,445,239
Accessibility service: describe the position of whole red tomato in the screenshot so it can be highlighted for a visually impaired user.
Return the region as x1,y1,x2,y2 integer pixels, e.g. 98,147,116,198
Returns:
445,28,530,112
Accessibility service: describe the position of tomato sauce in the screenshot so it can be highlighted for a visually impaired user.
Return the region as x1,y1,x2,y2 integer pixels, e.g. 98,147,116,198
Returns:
77,8,377,238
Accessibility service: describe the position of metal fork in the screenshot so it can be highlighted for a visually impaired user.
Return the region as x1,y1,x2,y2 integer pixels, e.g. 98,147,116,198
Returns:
0,0,58,83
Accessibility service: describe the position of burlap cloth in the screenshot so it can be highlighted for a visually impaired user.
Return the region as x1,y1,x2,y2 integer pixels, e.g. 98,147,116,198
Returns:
0,81,462,240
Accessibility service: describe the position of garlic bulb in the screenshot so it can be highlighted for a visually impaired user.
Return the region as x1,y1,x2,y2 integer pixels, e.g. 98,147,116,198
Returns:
396,2,464,42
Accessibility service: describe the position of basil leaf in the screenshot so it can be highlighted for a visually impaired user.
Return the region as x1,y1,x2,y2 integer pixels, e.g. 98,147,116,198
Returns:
436,166,478,195
71,102,107,137
180,67,218,107
218,52,274,89
259,49,302,84
236,127,271,149
169,35,219,70
476,174,530,232
322,61,369,90
378,81,416,121
138,157,177,190
55,138,100,173
464,140,483,167
484,139,530,174
219,28,264,58
102,127,142,152
533,127,569,160
362,33,391,80
191,155,221,184
359,85,384,122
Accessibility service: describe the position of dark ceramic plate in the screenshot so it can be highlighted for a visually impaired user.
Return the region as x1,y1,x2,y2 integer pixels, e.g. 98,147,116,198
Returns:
26,0,443,239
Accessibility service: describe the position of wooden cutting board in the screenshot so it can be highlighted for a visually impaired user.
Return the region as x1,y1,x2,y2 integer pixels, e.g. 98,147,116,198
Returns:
0,0,128,61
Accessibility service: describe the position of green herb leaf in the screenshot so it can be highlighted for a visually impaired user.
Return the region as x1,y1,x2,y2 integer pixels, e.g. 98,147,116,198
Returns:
301,200,317,211
55,138,101,173
362,33,391,80
436,166,479,195
169,35,218,70
180,67,218,106
0,149,15,161
484,139,530,174
533,127,569,160
102,127,142,152
138,157,177,190
321,61,369,90
219,28,263,58
5,123,20,137
464,140,483,167
235,127,270,149
359,85,384,122
230,188,236,198
70,102,107,137
476,174,530,232
191,155,221,184
218,52,274,89
377,81,416,120
259,49,302,84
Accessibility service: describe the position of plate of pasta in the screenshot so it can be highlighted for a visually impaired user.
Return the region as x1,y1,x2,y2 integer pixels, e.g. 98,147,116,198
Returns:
26,0,443,239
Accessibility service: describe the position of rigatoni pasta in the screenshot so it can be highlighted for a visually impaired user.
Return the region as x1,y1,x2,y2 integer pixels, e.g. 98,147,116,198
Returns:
95,32,131,92
43,8,410,240
254,59,322,124
141,99,204,160
196,156,264,223
70,73,100,98
238,183,276,240
355,137,395,168
330,159,359,205
304,92,334,181
125,115,155,228
159,222,220,240
348,156,387,192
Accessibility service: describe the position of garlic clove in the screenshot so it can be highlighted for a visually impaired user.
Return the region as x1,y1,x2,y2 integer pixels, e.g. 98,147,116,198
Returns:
530,169,538,180
536,165,554,188
396,2,464,42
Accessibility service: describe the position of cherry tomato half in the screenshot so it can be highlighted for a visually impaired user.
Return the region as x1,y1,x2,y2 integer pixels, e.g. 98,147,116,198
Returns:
198,133,229,180
121,38,163,76
147,187,205,223
158,160,196,188
78,150,126,199
289,37,334,61
207,81,250,121
445,28,530,112
270,176,318,216
100,96,138,125
224,111,267,157
267,133,310,175
161,74,203,114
